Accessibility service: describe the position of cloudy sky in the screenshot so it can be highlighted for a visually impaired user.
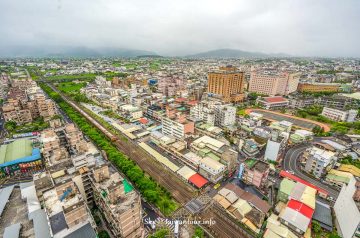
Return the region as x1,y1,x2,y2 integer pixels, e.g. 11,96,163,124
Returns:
0,0,360,57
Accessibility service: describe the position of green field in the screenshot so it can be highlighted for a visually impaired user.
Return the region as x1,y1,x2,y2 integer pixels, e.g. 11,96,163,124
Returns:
57,82,87,93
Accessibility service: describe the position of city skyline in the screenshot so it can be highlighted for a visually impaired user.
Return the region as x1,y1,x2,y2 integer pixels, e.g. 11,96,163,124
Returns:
1,0,360,57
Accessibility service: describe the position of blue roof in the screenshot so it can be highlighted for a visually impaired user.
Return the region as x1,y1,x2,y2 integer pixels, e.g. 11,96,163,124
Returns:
0,148,41,168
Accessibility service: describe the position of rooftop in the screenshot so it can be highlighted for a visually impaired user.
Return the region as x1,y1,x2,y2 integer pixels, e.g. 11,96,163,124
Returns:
0,138,33,164
262,96,288,103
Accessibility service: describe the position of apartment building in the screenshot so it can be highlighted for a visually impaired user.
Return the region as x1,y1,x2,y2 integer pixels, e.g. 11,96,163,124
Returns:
2,102,33,124
321,107,358,122
41,128,69,164
242,160,270,189
162,113,194,139
2,81,57,124
90,164,143,238
42,179,96,238
207,66,245,103
158,76,186,97
297,83,340,93
304,147,337,178
189,100,218,125
199,157,226,183
0,73,9,100
214,104,236,127
249,71,300,96
65,123,88,154
190,100,236,126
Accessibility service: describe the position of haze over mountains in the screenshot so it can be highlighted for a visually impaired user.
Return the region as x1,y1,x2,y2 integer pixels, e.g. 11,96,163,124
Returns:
186,49,290,58
0,46,291,58
0,46,157,58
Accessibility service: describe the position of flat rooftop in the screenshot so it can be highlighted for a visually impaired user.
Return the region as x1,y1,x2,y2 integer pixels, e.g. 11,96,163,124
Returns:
0,139,33,164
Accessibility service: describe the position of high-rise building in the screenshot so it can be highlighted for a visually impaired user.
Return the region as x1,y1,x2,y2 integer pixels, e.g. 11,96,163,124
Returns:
249,71,300,96
90,164,144,237
207,66,245,103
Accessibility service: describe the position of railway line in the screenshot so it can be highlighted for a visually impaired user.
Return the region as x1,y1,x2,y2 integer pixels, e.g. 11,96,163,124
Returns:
47,83,255,238
48,84,195,204
201,206,253,238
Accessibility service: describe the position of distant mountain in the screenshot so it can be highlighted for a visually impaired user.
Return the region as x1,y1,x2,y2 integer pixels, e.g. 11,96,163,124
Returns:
0,46,158,58
186,48,290,58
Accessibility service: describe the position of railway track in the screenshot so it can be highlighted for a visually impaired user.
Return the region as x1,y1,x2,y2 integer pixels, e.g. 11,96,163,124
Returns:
48,84,194,204
201,207,253,238
47,83,254,238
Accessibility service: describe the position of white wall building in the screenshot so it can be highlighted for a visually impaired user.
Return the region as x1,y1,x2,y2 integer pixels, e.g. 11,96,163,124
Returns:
321,107,358,122
334,176,360,238
199,157,225,183
190,101,236,127
214,105,236,127
304,147,337,178
264,131,288,162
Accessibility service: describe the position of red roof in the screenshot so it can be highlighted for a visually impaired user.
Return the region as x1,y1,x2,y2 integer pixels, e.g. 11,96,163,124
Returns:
138,118,149,124
279,170,328,195
187,100,198,106
188,174,208,188
264,96,288,103
175,97,187,103
287,199,314,219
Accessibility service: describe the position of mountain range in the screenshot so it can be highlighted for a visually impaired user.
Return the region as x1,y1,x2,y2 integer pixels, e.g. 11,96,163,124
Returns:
186,48,290,58
0,46,290,58
0,46,157,58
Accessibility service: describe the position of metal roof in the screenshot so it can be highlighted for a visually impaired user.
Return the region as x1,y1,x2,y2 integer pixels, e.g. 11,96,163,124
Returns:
50,212,68,235
3,223,21,238
0,185,14,216
29,209,52,238
64,222,96,238
313,201,333,231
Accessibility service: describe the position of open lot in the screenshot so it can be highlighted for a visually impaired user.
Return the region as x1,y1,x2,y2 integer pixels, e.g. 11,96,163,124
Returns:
246,109,331,132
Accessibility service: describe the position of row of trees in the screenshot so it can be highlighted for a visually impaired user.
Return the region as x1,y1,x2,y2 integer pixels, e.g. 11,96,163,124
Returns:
40,83,178,216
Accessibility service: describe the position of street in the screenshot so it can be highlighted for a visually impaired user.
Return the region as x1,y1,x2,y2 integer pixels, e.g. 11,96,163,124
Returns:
282,144,339,198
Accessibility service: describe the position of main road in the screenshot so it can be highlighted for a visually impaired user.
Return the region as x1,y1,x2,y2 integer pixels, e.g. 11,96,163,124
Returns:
282,143,339,198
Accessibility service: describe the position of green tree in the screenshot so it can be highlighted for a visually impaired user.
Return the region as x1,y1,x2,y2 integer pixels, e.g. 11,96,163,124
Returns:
192,227,204,238
312,221,321,234
98,230,110,238
149,229,169,238
4,121,17,131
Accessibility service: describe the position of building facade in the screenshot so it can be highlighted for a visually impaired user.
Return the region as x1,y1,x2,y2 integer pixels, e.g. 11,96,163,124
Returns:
297,83,340,93
207,66,245,103
321,107,358,122
249,72,300,96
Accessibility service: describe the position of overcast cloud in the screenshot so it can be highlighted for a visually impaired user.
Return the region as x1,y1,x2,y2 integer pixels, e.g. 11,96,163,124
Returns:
0,0,359,57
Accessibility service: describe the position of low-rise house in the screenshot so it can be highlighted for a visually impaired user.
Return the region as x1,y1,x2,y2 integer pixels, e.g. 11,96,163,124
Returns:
256,96,289,110
325,169,353,189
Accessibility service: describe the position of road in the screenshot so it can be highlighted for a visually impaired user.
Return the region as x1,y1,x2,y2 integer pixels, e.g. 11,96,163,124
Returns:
282,144,339,198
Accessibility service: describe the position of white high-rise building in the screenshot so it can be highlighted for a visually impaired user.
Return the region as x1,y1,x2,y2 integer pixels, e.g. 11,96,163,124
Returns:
190,101,236,127
214,105,236,127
